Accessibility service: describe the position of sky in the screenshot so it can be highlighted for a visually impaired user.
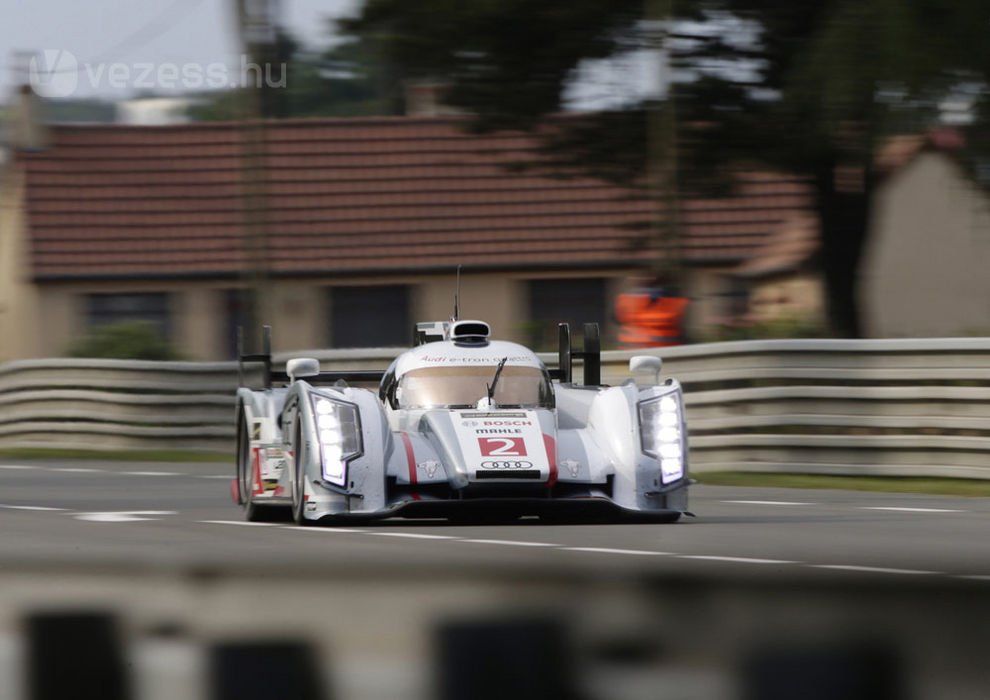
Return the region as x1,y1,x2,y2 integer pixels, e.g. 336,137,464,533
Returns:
0,0,360,100
0,0,658,108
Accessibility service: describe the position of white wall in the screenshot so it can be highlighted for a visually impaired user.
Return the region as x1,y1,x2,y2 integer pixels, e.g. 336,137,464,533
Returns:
861,153,990,337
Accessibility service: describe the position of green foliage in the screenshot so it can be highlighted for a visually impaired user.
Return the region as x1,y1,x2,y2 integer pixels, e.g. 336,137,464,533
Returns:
188,28,404,121
696,471,990,497
68,321,182,361
703,314,827,342
43,98,117,124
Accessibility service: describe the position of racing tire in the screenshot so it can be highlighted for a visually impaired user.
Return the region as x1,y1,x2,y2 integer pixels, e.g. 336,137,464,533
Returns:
235,406,259,520
237,404,287,523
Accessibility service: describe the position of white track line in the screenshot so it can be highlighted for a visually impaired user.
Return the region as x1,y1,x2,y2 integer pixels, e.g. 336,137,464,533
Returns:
677,555,798,565
810,564,937,576
721,500,815,506
0,504,66,511
861,506,964,513
0,465,37,470
199,520,281,527
562,547,672,556
365,532,457,540
121,471,182,477
197,521,976,581
73,510,177,522
50,467,105,473
460,539,559,547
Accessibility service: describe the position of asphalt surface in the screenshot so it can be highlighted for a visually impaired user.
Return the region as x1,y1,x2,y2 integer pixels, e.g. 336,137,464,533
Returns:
2,458,990,583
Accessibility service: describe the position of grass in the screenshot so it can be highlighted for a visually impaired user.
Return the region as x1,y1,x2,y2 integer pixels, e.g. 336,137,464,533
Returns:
0,447,229,463
695,471,990,497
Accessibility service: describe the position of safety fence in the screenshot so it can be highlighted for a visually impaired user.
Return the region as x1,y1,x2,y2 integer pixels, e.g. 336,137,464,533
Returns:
1,338,990,478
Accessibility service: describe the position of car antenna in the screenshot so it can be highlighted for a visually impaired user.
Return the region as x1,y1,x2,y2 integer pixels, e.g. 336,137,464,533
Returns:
486,356,509,407
452,265,461,322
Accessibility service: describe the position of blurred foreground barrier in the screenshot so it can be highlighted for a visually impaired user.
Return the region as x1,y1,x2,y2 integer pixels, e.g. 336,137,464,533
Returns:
2,338,990,478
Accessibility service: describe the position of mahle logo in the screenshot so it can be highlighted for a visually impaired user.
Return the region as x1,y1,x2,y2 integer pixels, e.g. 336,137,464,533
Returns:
29,50,79,98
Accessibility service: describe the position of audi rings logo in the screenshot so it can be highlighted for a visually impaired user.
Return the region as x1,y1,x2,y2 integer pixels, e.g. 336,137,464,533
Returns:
480,460,533,470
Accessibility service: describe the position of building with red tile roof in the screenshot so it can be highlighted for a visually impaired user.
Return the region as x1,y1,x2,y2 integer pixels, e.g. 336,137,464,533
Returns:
1,115,818,359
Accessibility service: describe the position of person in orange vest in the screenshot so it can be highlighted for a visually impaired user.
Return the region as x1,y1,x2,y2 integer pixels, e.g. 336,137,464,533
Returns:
615,277,689,347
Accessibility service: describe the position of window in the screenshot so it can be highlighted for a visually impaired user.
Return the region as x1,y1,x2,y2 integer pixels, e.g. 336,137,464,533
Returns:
330,285,410,348
526,278,606,350
398,365,553,409
223,289,250,359
86,293,170,339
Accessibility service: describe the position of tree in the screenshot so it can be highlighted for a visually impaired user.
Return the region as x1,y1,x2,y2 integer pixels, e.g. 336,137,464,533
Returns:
188,28,405,121
68,322,183,361
343,0,990,336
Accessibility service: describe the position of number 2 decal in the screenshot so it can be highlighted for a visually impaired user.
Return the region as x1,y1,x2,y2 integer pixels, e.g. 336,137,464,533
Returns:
478,437,526,456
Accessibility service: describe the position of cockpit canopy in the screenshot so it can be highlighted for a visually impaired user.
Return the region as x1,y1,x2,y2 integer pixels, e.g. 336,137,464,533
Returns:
392,365,554,410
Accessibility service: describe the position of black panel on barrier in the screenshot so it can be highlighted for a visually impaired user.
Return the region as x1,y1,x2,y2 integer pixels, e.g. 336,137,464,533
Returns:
436,617,573,700
27,611,131,700
210,640,328,700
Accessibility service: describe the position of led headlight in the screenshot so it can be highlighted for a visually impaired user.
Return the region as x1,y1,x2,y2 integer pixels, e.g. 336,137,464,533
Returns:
639,392,685,484
309,395,362,487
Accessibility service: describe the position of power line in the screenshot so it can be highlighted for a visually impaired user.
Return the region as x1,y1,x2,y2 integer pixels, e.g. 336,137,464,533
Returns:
87,0,208,65
7,0,207,77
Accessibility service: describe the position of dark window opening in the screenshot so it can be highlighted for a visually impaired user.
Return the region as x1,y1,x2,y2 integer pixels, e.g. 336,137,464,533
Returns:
526,278,606,350
224,289,250,359
86,293,171,340
330,285,411,348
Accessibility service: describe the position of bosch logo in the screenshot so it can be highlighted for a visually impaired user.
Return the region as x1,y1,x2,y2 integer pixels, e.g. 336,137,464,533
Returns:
480,460,533,470
461,421,479,427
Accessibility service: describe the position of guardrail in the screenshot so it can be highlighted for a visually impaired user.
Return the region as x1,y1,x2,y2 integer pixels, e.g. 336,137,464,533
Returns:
1,338,989,479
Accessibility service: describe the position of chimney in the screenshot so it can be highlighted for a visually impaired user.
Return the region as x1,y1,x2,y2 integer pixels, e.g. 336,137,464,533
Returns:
7,84,50,151
404,81,461,117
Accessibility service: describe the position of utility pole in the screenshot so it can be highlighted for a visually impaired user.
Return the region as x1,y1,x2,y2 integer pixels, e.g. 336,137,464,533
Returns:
234,0,280,352
645,0,682,292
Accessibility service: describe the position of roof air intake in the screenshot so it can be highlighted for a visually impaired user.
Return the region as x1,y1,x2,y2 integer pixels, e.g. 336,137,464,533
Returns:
450,320,491,346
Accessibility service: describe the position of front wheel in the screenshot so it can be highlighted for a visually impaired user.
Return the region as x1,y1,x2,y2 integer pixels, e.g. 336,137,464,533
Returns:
235,406,264,521
237,405,289,523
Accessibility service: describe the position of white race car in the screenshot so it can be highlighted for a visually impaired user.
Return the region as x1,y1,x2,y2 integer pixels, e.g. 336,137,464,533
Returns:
233,320,689,524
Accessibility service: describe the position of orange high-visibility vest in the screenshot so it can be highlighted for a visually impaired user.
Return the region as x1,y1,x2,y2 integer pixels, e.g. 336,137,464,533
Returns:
616,293,688,347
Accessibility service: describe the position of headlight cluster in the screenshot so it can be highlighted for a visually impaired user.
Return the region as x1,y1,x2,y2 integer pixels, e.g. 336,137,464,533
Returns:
310,395,362,487
639,393,685,484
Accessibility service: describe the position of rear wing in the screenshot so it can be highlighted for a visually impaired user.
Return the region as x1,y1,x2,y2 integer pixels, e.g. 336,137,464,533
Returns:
549,322,601,386
237,325,386,390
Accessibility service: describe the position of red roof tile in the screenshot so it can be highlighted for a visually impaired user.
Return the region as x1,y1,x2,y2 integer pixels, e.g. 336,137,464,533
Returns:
20,116,814,279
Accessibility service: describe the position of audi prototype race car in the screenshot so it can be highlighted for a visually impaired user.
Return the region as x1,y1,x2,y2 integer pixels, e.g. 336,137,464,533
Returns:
233,319,689,524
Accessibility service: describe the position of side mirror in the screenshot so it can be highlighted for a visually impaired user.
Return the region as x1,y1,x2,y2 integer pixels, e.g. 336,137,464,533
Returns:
629,355,662,384
286,357,320,381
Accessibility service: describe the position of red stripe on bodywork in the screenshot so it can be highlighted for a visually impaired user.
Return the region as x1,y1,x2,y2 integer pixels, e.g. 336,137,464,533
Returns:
543,434,558,487
251,448,264,495
400,432,417,485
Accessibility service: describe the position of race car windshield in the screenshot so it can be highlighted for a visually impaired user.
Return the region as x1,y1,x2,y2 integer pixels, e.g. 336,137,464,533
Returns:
398,366,553,409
